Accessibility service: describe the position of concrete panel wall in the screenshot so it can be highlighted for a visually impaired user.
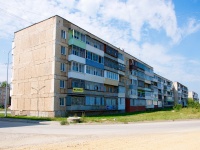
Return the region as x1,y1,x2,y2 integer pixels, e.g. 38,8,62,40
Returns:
11,17,57,117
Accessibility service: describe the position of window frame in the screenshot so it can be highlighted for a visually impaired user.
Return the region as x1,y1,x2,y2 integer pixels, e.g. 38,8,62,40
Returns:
61,30,66,39
61,46,66,55
60,80,65,89
59,97,65,106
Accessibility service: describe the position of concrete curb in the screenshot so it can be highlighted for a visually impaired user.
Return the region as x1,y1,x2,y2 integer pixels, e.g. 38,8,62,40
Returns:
0,118,60,125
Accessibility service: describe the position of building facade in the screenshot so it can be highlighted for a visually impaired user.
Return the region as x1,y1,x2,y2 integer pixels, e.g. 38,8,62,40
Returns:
125,52,154,112
173,82,188,106
153,74,174,108
188,91,199,103
11,15,192,117
11,15,127,117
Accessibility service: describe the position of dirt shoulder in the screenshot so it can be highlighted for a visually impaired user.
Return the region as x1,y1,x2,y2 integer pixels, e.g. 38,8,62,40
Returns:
4,131,200,150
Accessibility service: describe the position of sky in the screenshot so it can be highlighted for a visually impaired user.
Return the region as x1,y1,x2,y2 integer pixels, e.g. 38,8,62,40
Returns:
0,0,200,96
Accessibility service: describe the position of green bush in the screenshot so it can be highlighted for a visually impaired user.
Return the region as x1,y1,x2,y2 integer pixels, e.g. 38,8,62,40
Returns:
80,112,86,123
173,104,182,111
60,120,67,125
188,98,200,109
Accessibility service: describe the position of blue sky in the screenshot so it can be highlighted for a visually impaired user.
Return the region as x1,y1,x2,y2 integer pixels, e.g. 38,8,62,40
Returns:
0,0,200,96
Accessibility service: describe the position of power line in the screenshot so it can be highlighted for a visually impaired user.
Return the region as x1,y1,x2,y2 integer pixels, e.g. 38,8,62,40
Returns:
0,1,44,17
0,8,33,24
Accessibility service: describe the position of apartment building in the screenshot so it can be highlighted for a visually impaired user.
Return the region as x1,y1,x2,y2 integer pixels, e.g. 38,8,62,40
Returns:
173,82,188,106
125,52,154,112
153,74,174,108
188,91,199,103
0,87,10,107
11,15,178,117
11,15,127,117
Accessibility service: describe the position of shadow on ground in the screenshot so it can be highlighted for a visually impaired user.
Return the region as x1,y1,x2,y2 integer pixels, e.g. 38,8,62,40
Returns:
0,118,47,128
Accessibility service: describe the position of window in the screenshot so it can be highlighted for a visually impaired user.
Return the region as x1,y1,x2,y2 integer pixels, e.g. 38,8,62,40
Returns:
60,98,65,106
60,80,65,88
74,30,80,39
131,79,137,86
137,71,145,79
106,71,119,81
146,100,153,106
85,96,94,105
61,46,66,55
81,33,85,42
105,45,118,57
86,51,103,64
106,98,116,106
118,86,125,93
71,45,85,58
118,63,125,71
130,89,137,95
130,99,146,106
72,61,84,73
85,81,104,92
118,53,124,60
86,36,104,51
70,79,84,88
138,80,144,87
61,30,66,39
119,98,125,105
86,65,104,77
71,96,85,105
138,90,145,98
60,63,66,72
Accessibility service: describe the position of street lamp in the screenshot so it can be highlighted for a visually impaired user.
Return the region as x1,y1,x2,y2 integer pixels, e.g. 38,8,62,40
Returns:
32,86,45,117
4,48,12,117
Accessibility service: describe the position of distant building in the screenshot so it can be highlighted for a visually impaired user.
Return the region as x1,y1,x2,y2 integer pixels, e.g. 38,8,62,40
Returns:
173,82,188,106
0,87,10,107
153,74,174,108
188,91,199,103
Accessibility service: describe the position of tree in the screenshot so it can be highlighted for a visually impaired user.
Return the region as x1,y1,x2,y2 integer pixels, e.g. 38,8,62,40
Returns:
0,81,9,88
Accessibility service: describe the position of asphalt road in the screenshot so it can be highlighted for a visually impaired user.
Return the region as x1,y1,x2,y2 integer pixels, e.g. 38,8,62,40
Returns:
1,120,200,135
1,120,200,150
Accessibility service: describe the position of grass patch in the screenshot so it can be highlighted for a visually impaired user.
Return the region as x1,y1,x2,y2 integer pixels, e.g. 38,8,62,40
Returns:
1,107,200,124
83,108,200,123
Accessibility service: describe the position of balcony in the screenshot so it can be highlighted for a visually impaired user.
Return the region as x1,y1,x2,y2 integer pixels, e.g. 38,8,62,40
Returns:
68,38,86,49
153,97,158,101
144,88,152,91
129,64,137,70
129,84,137,89
118,58,125,65
166,97,174,102
157,85,162,89
119,81,125,86
104,78,118,86
152,78,158,82
129,94,137,99
86,59,104,70
144,80,151,84
68,54,85,64
118,93,125,97
86,44,104,56
167,86,172,91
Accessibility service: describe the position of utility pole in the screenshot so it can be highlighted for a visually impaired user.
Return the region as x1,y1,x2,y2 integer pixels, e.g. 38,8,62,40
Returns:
32,86,45,117
4,49,12,117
